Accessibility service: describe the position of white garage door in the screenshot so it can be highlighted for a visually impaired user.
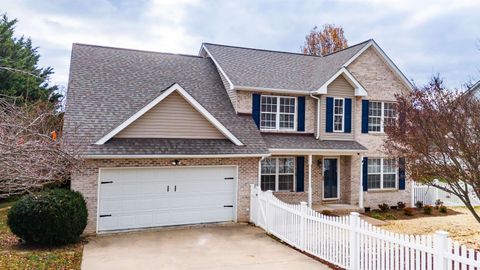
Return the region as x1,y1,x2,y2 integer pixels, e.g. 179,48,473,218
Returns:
98,166,236,232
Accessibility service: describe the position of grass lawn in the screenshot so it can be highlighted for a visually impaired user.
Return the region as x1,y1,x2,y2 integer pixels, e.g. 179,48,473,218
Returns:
0,208,84,270
372,206,480,250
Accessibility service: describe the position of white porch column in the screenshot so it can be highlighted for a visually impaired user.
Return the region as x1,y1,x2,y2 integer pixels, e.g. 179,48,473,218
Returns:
308,154,313,207
359,155,364,209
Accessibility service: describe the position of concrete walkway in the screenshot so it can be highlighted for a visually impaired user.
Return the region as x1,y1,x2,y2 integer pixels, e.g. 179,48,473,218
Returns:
81,223,329,270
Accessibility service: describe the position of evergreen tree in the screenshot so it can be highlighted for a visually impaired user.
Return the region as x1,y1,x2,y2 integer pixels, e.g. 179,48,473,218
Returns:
0,13,60,105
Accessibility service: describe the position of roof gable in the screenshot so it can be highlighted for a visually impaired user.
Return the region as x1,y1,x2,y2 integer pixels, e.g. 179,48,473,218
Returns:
317,67,367,96
115,91,227,140
201,40,412,93
95,83,243,146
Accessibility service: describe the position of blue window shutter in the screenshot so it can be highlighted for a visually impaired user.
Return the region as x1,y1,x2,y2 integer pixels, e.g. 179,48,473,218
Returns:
326,97,334,133
252,94,260,129
361,100,369,133
344,98,352,133
362,157,368,191
297,96,305,131
399,157,406,190
296,157,304,192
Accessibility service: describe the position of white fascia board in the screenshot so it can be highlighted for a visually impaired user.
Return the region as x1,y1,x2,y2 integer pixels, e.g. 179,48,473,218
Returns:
94,83,244,146
315,67,368,96
233,85,311,95
343,40,414,91
201,45,235,90
83,153,270,159
269,148,367,155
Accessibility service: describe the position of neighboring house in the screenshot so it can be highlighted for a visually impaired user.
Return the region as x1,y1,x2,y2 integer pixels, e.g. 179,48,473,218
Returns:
467,80,480,99
64,39,413,233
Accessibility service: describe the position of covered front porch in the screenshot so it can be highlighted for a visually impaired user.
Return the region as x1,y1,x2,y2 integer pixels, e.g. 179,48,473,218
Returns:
260,134,367,212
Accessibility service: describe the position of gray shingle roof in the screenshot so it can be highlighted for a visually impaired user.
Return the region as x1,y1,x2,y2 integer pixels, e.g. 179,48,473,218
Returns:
262,134,367,151
202,40,370,91
63,44,269,156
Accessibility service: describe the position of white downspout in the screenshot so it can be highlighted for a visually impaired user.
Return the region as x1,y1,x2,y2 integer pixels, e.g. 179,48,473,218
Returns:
359,154,364,209
309,94,321,139
308,154,313,207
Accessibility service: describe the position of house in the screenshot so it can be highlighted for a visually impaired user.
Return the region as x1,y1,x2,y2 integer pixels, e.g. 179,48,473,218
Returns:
64,39,413,233
467,80,480,98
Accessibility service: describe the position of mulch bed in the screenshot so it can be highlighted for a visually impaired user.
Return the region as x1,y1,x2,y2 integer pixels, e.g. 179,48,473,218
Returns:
364,207,461,221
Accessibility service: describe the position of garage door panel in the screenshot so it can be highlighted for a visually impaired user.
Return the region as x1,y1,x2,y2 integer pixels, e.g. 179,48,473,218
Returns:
98,166,236,231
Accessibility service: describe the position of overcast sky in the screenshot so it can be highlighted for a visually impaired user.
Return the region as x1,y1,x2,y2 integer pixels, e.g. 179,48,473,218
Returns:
1,0,479,91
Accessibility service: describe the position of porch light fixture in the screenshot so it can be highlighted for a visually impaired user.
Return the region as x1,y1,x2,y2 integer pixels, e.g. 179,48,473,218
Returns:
171,159,182,166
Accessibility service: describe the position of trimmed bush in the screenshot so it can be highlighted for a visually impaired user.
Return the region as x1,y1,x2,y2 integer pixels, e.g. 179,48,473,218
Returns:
378,203,389,213
423,205,433,215
397,201,406,209
439,205,448,213
415,200,424,209
7,189,87,245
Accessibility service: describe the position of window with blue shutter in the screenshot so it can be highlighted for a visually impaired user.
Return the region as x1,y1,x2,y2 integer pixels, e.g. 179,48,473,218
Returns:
344,98,352,133
361,100,369,133
252,94,260,128
398,157,406,190
362,157,368,191
297,96,305,132
326,97,334,133
296,156,304,192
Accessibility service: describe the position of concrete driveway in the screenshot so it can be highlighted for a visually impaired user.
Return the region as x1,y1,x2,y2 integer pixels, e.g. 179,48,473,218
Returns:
81,223,328,270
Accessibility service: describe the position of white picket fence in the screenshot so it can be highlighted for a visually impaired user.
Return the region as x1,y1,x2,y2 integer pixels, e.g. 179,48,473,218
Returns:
250,185,479,270
413,181,480,207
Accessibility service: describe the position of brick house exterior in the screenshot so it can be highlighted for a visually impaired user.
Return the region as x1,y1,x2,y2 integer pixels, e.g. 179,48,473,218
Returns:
65,39,414,233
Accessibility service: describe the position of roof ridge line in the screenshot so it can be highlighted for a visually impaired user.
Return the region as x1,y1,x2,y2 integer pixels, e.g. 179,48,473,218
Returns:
73,43,204,58
322,39,373,57
202,39,373,58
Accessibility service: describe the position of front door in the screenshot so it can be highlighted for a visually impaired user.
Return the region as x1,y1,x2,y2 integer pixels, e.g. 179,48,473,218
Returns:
323,158,339,199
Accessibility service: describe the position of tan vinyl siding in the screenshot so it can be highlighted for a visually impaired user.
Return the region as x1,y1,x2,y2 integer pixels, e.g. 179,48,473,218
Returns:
115,92,226,139
320,75,355,140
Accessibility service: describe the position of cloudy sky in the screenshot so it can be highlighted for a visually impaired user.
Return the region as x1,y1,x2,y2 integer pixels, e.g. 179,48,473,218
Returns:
1,0,479,91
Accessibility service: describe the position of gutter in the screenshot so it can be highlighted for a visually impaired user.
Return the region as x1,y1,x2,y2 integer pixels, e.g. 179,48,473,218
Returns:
82,153,271,159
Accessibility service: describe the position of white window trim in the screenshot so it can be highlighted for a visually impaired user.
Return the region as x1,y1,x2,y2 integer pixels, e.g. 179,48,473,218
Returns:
322,157,341,200
367,157,398,190
368,101,396,134
260,95,297,131
333,97,345,133
260,157,296,192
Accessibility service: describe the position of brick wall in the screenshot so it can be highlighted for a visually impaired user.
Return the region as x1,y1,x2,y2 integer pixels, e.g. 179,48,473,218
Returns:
348,46,412,208
71,157,260,233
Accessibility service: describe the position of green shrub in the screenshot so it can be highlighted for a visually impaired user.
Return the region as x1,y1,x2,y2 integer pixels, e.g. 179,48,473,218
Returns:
415,201,424,209
385,213,397,220
378,203,389,213
7,189,87,245
397,201,406,209
403,207,415,216
423,205,433,215
371,212,386,220
439,205,448,213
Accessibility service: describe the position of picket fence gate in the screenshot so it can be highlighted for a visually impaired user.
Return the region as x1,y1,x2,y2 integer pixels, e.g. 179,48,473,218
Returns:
250,185,479,270
413,181,480,207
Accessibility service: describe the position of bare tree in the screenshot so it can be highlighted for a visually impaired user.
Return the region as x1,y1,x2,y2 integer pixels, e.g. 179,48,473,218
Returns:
0,97,80,198
384,76,480,223
301,24,348,56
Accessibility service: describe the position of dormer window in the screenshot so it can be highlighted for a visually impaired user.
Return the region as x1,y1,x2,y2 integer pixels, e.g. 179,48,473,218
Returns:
260,95,296,131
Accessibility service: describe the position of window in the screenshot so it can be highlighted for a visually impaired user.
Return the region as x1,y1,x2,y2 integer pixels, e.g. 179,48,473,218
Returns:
260,96,296,130
368,101,396,133
261,157,295,191
367,158,397,189
333,98,344,132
